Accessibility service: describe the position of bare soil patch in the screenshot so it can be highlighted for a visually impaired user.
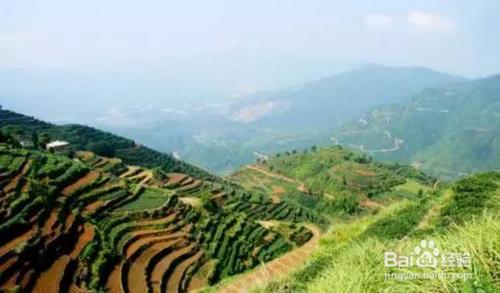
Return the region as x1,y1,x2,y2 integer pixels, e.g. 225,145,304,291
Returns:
166,250,204,293
62,170,100,196
32,255,71,292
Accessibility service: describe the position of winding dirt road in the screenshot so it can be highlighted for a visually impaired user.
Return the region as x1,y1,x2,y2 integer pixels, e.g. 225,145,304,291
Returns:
246,165,308,193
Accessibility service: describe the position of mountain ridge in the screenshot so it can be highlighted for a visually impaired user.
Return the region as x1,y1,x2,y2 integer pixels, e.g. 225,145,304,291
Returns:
332,73,500,179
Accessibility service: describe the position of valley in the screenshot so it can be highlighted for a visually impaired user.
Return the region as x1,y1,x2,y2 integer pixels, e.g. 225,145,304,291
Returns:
0,109,327,292
1,2,499,292
0,105,498,293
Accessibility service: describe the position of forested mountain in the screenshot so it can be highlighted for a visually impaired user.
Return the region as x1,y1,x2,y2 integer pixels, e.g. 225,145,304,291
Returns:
109,65,464,174
227,64,464,128
332,74,500,179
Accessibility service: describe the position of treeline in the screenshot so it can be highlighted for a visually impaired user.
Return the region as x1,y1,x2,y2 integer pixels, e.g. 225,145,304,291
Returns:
0,108,218,182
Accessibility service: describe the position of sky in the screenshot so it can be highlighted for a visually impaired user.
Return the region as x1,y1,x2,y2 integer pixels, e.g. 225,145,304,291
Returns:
1,0,500,107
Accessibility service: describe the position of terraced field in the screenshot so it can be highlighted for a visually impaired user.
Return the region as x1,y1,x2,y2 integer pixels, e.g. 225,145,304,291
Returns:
0,145,321,292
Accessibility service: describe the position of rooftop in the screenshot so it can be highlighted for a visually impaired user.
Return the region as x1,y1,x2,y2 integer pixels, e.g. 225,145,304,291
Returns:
46,140,70,149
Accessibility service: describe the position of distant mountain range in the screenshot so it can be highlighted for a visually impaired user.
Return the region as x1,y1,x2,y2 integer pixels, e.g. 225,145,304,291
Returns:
4,64,493,177
333,74,500,179
109,65,465,173
227,64,465,129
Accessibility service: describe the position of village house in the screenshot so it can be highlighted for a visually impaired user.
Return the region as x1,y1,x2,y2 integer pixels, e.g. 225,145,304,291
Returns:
46,140,71,152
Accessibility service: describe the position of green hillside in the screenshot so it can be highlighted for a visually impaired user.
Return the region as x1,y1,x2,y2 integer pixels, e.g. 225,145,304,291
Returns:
0,108,218,182
227,147,499,293
1,107,498,293
99,65,464,175
257,171,499,292
230,146,435,218
231,64,464,129
332,74,500,179
0,137,321,292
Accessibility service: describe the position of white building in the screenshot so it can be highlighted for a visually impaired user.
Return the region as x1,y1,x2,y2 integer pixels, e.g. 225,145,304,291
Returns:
46,140,70,152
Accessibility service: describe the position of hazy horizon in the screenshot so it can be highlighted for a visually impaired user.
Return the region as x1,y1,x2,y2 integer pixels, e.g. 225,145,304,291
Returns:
2,2,500,82
1,1,500,125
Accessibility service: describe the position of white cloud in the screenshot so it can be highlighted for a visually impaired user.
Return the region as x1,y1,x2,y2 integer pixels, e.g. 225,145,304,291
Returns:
408,11,454,33
364,14,394,29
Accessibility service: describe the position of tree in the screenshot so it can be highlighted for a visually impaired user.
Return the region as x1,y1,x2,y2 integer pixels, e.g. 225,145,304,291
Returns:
311,145,317,152
31,132,39,149
87,141,115,157
39,133,51,149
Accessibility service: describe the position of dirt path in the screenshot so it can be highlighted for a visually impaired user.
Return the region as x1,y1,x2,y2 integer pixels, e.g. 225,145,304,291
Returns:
247,165,297,185
220,224,321,293
247,165,309,192
417,188,453,229
247,165,316,197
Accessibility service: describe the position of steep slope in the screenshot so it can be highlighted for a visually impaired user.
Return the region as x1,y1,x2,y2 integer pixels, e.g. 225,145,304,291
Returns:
332,74,500,179
229,64,464,128
98,65,464,174
230,145,436,219
0,108,218,181
0,141,321,292
255,171,499,292
214,146,500,292
229,145,499,292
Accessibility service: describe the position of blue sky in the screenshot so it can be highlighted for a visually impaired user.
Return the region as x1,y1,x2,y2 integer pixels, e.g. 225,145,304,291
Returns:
1,0,500,94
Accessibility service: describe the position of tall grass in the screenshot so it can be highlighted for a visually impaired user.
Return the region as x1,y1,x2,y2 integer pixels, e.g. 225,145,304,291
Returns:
257,200,411,292
303,214,499,292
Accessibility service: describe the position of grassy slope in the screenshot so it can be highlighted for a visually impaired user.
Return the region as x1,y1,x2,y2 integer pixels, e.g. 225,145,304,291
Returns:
257,171,499,293
231,146,435,218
